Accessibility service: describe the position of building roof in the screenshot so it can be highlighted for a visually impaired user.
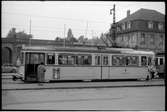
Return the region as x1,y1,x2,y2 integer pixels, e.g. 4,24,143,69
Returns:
119,8,165,23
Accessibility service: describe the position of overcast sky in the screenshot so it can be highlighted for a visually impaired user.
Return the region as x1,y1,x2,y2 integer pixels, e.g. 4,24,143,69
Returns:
2,1,165,40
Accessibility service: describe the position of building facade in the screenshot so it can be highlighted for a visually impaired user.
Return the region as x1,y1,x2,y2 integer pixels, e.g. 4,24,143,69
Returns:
1,38,63,65
113,8,165,53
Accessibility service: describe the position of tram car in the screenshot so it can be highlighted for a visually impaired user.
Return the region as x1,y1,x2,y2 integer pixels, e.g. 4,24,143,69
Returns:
155,53,165,78
14,45,155,82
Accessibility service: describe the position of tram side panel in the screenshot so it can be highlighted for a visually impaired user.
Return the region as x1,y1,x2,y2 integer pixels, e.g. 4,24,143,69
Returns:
110,67,149,79
44,66,101,80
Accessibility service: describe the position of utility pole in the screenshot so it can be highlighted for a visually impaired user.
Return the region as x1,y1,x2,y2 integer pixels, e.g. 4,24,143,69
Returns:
85,21,88,39
110,4,116,47
64,24,66,47
91,30,94,38
29,17,32,46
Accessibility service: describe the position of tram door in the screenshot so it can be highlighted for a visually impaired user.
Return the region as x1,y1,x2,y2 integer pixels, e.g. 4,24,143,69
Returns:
25,53,45,82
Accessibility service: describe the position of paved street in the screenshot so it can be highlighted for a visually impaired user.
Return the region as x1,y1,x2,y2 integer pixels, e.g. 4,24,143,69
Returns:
2,73,165,110
2,86,165,110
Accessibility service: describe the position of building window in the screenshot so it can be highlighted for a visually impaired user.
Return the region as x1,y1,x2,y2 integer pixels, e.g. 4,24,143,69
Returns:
127,21,131,29
140,33,145,45
122,23,125,30
150,34,155,45
117,26,121,32
148,21,153,29
159,34,163,47
158,23,163,30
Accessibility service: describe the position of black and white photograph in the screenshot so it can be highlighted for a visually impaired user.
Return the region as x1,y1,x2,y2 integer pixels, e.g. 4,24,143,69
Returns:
1,1,165,110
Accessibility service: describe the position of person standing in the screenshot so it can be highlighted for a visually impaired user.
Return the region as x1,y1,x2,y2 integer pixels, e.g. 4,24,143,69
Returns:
37,62,46,86
148,63,156,79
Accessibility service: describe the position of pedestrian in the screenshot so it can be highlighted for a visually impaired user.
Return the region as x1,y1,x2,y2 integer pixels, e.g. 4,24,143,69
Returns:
37,62,46,86
148,63,156,79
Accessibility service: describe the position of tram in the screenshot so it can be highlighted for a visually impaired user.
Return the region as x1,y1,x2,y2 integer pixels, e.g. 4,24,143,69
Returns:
15,45,155,82
155,53,165,78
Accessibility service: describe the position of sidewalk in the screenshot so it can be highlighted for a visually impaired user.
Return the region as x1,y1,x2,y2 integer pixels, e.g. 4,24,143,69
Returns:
2,79,165,90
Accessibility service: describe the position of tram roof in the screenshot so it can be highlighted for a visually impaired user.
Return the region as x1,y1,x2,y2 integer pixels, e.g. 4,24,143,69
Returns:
22,46,154,55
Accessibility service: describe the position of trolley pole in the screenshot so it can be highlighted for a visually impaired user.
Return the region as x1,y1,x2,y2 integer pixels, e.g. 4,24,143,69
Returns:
29,17,32,46
101,53,103,79
64,24,66,47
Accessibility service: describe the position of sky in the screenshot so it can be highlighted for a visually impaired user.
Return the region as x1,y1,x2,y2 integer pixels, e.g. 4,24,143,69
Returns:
2,1,165,40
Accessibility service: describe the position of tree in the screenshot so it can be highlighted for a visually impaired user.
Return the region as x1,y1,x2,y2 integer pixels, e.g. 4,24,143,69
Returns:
66,28,78,44
55,37,63,42
78,35,84,43
67,28,73,41
6,28,16,38
6,27,33,39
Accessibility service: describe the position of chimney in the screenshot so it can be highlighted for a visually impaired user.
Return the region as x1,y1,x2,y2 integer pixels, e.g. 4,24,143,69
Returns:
127,10,130,17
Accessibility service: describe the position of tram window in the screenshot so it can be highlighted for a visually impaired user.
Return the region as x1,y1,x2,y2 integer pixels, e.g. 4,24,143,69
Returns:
78,56,84,65
58,55,68,65
95,56,101,65
25,53,45,64
84,56,92,65
78,55,91,65
47,54,55,64
126,56,138,66
58,54,91,65
58,55,62,64
39,54,45,64
30,54,39,64
103,56,108,65
155,58,158,66
68,56,75,65
160,58,164,65
148,57,152,65
75,56,78,65
131,56,138,66
112,55,124,66
141,56,147,66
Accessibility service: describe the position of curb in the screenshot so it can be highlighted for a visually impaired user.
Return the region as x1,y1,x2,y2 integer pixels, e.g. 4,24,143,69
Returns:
2,84,164,91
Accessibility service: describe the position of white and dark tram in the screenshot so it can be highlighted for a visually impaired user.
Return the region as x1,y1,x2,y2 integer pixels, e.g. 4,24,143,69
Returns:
16,45,155,82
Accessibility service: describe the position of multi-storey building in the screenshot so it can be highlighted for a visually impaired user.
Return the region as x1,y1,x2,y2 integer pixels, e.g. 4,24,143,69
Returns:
114,8,165,53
